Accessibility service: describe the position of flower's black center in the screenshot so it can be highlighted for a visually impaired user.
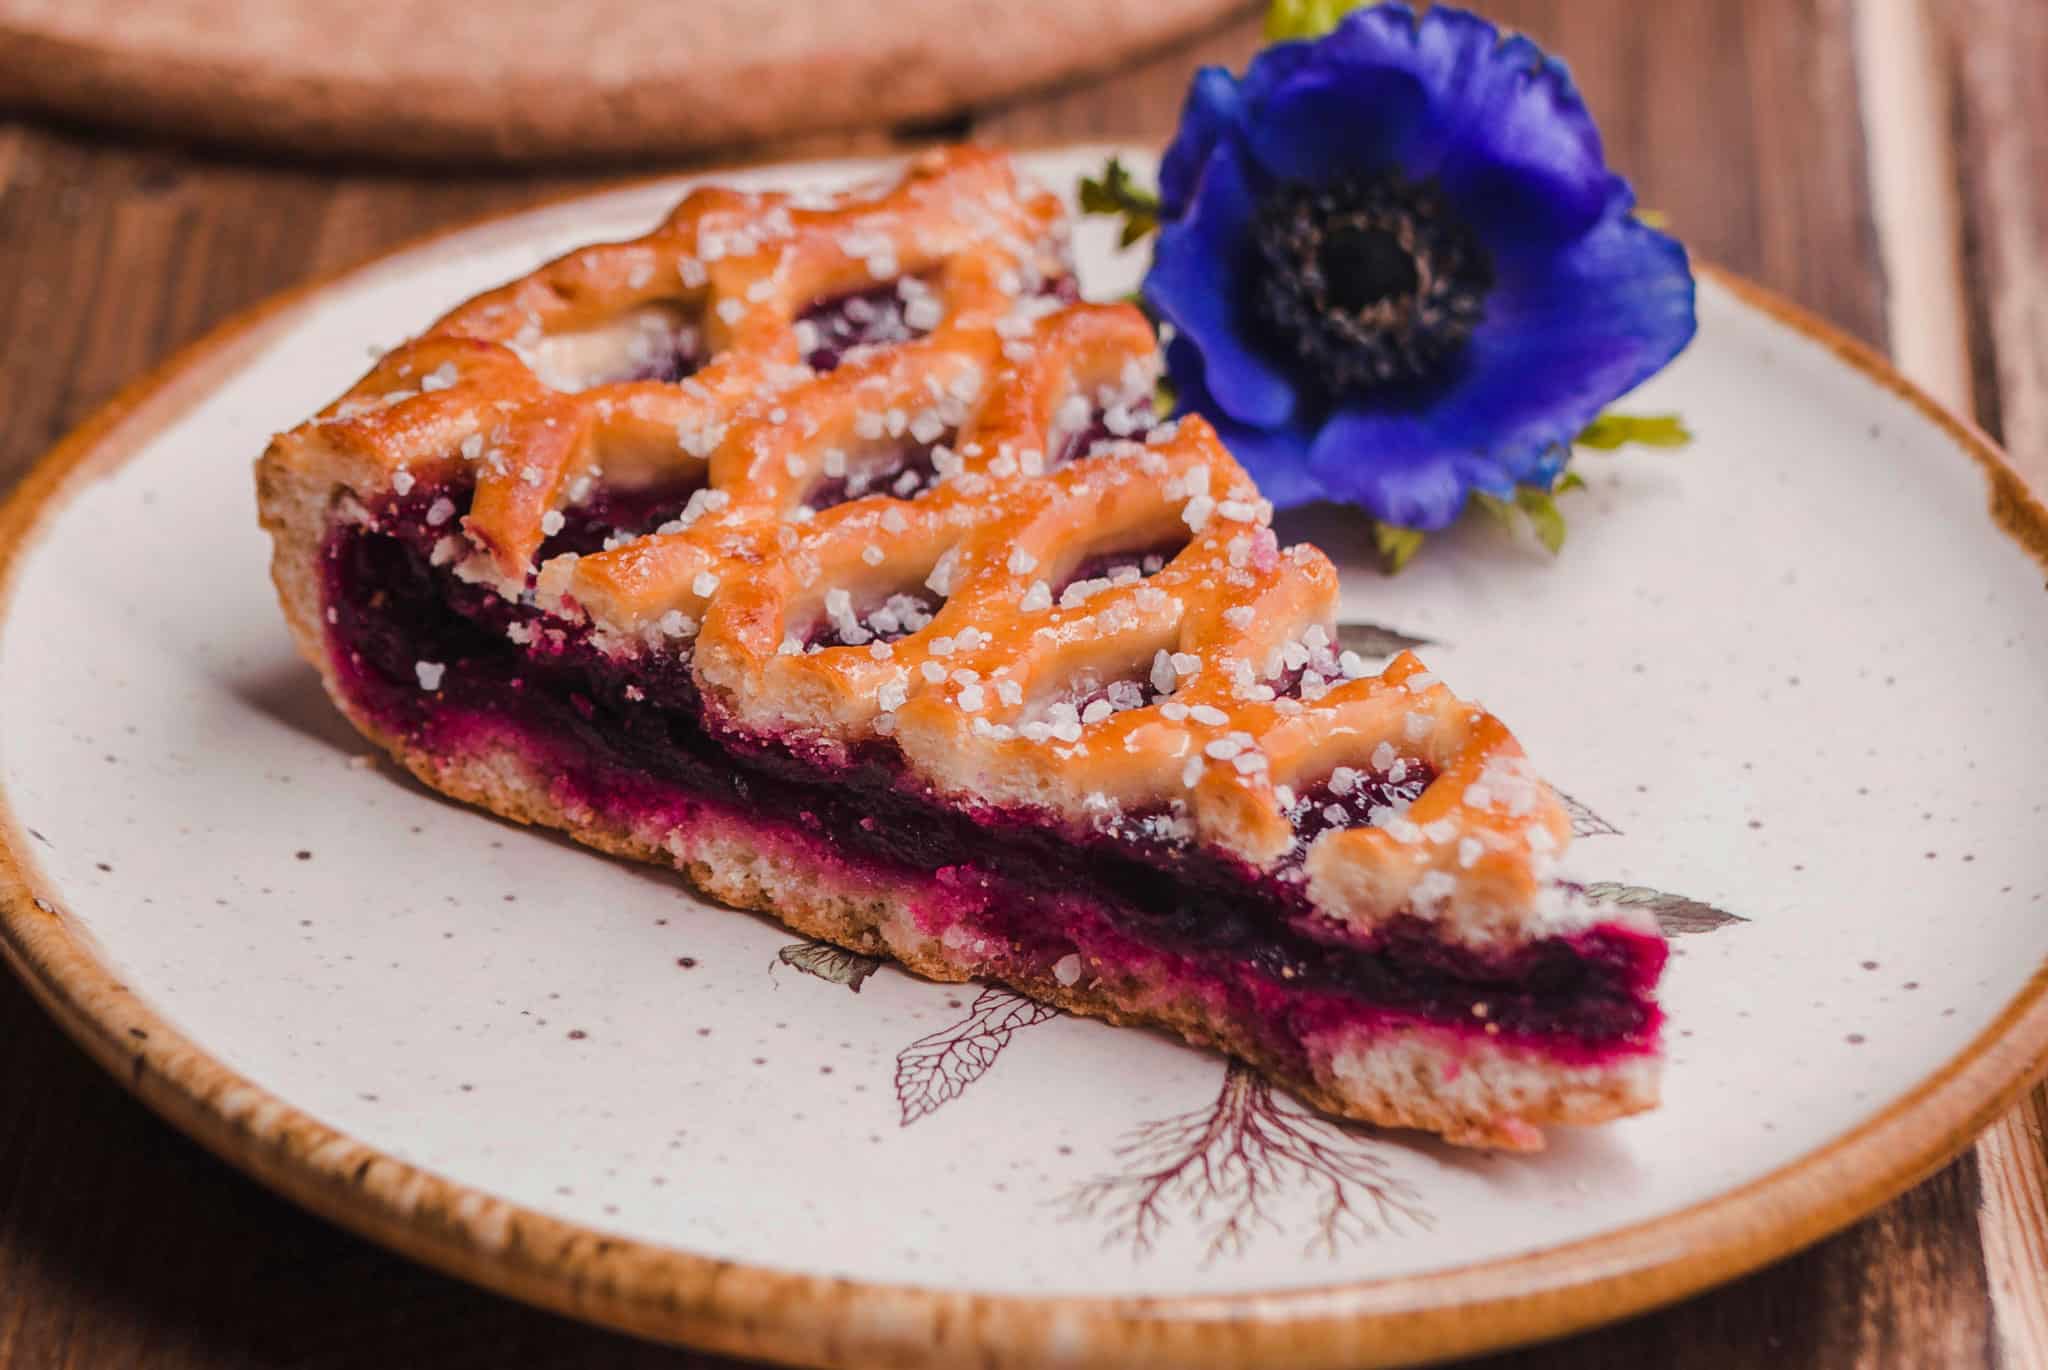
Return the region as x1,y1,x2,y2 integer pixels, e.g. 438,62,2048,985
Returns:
1250,174,1492,398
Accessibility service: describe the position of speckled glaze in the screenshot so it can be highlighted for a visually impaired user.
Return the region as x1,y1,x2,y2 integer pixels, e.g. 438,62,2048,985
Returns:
2,150,2047,1370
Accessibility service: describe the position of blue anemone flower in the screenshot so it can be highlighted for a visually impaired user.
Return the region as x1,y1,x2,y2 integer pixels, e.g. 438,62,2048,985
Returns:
1143,2,1696,532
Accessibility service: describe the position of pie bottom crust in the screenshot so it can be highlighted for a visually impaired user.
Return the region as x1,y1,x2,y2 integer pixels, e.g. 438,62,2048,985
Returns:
260,468,1660,1151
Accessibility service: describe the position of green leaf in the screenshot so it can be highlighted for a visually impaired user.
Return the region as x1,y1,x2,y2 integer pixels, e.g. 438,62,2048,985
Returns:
1468,490,1517,530
1515,487,1567,555
1576,412,1693,451
1265,0,1369,42
1578,882,1747,937
1554,469,1588,494
1372,521,1425,573
1077,157,1161,247
777,939,883,992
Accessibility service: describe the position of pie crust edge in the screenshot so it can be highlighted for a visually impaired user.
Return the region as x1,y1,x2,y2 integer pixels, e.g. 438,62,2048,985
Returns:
256,458,1659,1150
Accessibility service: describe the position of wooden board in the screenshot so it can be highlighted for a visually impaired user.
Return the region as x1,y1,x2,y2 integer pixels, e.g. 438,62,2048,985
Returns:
0,0,1247,164
1936,3,2048,1360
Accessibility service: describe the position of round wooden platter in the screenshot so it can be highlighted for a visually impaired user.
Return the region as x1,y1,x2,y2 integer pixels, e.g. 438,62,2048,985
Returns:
0,0,1244,163
2,151,2048,1370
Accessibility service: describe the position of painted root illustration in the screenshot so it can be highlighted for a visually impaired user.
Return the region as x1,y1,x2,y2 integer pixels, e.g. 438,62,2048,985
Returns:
1059,1062,1432,1264
771,622,1746,1263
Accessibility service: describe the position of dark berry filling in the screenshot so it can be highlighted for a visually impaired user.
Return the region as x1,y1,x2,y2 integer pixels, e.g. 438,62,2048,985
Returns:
798,281,931,372
803,438,948,511
620,330,703,385
1049,542,1180,600
1055,403,1162,464
1286,768,1431,846
321,485,1663,1065
569,303,704,388
535,476,708,559
799,271,1081,375
805,588,943,651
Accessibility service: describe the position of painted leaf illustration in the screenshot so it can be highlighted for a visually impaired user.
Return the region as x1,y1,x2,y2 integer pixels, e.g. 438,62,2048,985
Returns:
1580,882,1746,936
894,987,1058,1125
776,939,882,992
1554,789,1621,838
1334,621,1434,659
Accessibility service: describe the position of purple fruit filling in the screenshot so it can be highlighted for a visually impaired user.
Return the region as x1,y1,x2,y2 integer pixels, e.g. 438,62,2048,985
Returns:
1049,543,1180,596
804,439,949,512
797,272,1080,374
621,331,703,386
321,484,1664,1064
806,587,944,651
535,477,707,559
797,281,931,372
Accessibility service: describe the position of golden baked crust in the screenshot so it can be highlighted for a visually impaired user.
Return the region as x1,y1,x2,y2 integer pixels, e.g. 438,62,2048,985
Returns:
255,148,1662,1148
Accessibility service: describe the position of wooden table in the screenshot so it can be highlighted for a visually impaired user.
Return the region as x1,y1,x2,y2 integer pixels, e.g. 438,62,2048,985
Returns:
1,3,2043,1365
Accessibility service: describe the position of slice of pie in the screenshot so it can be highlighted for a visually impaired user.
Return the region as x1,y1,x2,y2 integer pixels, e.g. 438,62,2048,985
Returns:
256,148,1664,1149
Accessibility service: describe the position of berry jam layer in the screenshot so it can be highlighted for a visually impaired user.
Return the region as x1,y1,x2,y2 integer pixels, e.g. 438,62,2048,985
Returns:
321,488,1664,1069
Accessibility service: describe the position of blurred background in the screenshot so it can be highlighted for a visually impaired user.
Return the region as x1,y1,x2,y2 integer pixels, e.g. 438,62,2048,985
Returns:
0,2,2040,1367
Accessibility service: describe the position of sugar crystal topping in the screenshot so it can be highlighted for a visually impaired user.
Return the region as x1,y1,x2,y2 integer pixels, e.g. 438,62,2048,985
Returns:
274,148,1580,934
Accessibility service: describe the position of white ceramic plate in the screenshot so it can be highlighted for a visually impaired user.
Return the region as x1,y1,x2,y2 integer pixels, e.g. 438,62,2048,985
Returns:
3,149,2045,1369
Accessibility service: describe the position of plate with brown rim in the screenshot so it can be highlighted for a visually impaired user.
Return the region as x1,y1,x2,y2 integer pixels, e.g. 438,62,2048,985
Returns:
2,147,2045,1369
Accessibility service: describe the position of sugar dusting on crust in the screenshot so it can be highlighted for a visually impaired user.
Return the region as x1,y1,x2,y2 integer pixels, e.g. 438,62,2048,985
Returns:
251,151,1665,1147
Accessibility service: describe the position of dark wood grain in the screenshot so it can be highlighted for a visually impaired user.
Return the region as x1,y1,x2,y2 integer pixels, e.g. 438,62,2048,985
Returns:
1937,3,2048,1362
1939,0,2048,487
0,2,2030,1366
0,0,1249,165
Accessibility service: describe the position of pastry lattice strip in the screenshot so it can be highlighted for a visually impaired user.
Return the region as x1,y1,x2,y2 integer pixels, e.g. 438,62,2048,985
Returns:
274,148,1575,943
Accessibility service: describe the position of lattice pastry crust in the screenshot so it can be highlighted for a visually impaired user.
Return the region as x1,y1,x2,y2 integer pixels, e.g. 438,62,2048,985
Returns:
261,147,1617,954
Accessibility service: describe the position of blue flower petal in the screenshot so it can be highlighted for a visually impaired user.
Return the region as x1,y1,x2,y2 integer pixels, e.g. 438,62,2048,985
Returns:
1450,452,1517,500
1200,412,1329,509
1308,196,1695,523
1451,199,1697,467
1518,443,1570,489
1428,38,1620,250
1238,33,1429,186
1308,408,1469,530
1245,5,1617,250
1165,338,1325,507
1158,67,1244,219
1143,4,1699,534
1233,31,1336,114
1144,141,1301,429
